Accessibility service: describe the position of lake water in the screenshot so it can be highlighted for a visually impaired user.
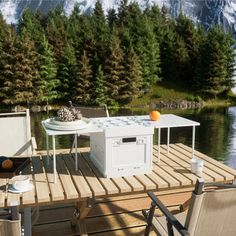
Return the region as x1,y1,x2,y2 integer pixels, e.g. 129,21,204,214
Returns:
31,106,236,170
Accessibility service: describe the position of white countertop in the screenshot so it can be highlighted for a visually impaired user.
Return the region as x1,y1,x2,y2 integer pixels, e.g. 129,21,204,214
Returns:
42,114,200,136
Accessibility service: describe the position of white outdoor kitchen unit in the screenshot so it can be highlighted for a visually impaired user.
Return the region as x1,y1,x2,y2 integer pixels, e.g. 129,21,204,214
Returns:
90,116,154,178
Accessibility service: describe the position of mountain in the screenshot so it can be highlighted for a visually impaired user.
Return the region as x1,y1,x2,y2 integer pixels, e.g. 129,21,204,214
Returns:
0,0,236,35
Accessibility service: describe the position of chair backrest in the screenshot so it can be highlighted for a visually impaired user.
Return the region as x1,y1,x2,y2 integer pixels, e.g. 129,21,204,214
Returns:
0,109,32,156
185,186,236,236
71,104,109,118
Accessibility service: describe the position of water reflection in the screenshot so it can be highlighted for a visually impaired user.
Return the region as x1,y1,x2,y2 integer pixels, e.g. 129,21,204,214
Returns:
30,106,236,169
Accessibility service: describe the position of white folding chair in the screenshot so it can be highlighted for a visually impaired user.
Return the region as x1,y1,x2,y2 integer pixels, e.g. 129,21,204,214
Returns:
0,109,37,156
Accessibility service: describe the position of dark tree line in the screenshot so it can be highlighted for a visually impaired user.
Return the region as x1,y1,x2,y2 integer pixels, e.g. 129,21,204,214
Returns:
0,0,235,107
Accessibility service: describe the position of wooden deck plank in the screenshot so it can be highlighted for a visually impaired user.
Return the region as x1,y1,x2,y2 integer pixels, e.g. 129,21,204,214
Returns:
86,211,146,234
83,152,119,195
177,143,236,178
91,226,156,236
21,161,36,205
41,156,65,201
63,154,92,198
111,177,132,193
123,176,145,192
78,153,106,196
31,156,51,203
158,146,198,184
153,150,192,186
134,175,157,190
152,163,180,187
55,155,79,200
6,178,21,206
29,141,236,236
169,144,229,182
0,178,7,207
156,145,213,182
146,172,169,189
156,145,223,182
2,142,235,212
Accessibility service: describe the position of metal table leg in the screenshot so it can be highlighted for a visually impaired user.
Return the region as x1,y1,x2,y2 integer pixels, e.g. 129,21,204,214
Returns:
167,127,170,154
192,126,195,159
46,134,49,165
158,128,161,162
52,135,57,183
75,134,78,171
24,207,32,236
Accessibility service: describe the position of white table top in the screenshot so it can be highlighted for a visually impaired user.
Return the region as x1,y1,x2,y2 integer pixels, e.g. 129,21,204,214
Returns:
137,114,200,128
42,114,200,136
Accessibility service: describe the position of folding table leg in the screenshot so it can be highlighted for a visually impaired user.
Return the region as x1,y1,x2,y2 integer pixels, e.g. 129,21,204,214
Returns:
75,134,78,171
52,135,57,183
46,134,49,165
158,128,161,162
24,207,32,236
167,127,170,154
192,126,195,159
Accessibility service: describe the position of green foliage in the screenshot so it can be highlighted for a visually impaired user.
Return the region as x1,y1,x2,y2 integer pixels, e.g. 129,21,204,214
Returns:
38,35,58,103
57,42,76,101
73,50,93,104
0,2,235,107
104,29,125,104
94,65,106,105
122,47,142,102
185,94,202,102
197,26,235,98
0,30,40,105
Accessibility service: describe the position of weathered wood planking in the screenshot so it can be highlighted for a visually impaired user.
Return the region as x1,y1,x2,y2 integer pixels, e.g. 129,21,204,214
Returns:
31,156,51,204
1,143,236,209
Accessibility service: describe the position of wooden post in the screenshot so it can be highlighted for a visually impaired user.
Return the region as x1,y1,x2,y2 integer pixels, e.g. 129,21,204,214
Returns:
71,198,94,236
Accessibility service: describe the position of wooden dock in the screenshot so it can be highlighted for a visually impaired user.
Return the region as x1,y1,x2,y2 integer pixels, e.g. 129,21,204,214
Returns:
2,143,236,235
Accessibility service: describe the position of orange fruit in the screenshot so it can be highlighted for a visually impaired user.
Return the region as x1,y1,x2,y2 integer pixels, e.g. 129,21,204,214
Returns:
149,110,160,121
2,159,13,169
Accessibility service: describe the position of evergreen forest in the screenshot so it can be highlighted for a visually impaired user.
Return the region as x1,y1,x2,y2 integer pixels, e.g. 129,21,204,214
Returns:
0,0,235,107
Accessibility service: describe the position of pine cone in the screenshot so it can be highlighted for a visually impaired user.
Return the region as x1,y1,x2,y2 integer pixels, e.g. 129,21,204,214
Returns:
70,107,82,120
57,106,75,122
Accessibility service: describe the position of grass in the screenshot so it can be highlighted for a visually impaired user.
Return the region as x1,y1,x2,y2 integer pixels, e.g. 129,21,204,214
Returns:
127,81,198,108
126,80,236,109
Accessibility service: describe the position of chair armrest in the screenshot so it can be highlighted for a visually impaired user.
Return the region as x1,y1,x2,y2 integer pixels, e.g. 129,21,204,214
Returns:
180,198,191,212
147,192,189,236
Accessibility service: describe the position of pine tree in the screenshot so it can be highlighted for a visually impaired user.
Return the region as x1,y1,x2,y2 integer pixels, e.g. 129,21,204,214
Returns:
45,5,68,61
173,35,190,83
94,65,106,105
122,47,142,102
107,8,117,30
0,30,16,103
68,4,81,46
0,30,40,105
175,13,200,86
57,42,77,101
73,50,93,104
104,30,125,104
198,26,235,98
117,0,129,26
38,35,59,103
0,12,9,50
135,16,161,89
160,21,176,81
91,0,109,69
145,4,164,43
18,8,45,50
